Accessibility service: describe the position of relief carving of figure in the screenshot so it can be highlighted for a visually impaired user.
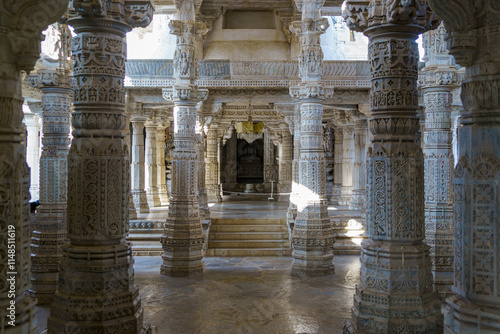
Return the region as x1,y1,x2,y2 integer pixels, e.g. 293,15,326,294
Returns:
387,0,419,24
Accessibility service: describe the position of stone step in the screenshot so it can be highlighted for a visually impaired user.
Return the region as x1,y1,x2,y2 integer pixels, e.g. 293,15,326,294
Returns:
211,218,286,225
209,231,289,240
130,241,163,256
208,240,290,249
128,233,163,241
206,248,292,257
210,224,287,233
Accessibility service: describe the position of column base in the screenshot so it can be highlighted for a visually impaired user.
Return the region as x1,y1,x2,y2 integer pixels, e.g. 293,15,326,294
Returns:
30,206,67,305
291,249,335,277
146,187,162,207
132,190,150,213
129,194,137,219
207,186,222,203
291,202,335,277
48,242,151,334
159,185,169,205
443,294,500,334
160,206,205,277
340,186,354,206
331,184,342,205
4,294,39,333
349,190,365,211
346,239,443,334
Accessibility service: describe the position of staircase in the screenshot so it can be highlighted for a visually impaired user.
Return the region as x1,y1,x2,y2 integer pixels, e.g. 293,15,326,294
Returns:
206,218,291,256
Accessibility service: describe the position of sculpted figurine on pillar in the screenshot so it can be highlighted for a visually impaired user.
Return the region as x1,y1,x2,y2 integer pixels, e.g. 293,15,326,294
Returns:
27,23,73,305
289,0,335,277
343,0,443,332
161,0,208,277
420,22,460,298
426,1,500,332
47,1,154,333
0,1,70,331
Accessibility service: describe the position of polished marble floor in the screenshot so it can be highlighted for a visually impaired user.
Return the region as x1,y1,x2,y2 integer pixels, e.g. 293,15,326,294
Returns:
37,255,360,334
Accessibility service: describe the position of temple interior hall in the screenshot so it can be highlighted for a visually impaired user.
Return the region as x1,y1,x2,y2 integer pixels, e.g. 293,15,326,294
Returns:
1,0,499,333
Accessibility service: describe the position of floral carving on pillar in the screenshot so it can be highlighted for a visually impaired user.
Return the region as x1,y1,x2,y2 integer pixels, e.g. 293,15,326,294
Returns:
161,0,208,277
47,1,154,333
426,1,500,332
342,1,443,333
288,0,335,277
0,0,69,331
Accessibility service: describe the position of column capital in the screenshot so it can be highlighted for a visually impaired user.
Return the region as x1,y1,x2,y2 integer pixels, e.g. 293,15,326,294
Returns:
343,0,440,37
163,85,208,103
290,83,334,101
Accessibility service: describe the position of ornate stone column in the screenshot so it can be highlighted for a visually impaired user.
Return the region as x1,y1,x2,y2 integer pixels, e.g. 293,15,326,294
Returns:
0,2,68,331
289,0,335,277
279,126,293,194
342,1,443,332
196,118,209,220
420,23,458,298
340,124,354,205
206,127,222,202
48,2,153,333
28,55,72,305
161,0,208,277
323,124,335,202
145,117,162,207
352,117,368,211
286,113,300,227
157,122,169,205
426,1,500,332
333,126,343,204
24,111,41,203
131,117,150,213
263,128,278,185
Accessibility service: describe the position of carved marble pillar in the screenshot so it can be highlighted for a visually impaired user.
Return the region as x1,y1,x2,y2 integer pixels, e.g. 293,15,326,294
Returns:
351,118,368,211
131,118,150,213
48,2,153,333
420,23,458,298
196,119,209,220
145,119,161,207
286,112,300,226
343,1,443,332
0,1,68,331
125,116,137,220
263,128,278,184
426,1,500,332
333,126,343,204
161,1,208,276
24,112,41,202
206,128,222,202
289,0,335,277
157,123,169,205
341,124,354,205
279,127,293,194
323,124,335,201
29,65,72,305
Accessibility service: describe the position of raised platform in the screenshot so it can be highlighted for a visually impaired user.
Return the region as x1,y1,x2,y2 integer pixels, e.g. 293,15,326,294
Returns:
127,199,365,256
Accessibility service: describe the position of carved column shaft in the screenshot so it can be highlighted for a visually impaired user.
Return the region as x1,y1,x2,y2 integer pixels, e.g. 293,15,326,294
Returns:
342,1,443,332
131,119,150,213
24,112,41,202
161,0,208,276
279,129,293,193
289,0,335,277
0,1,69,331
197,123,209,220
426,1,500,332
422,86,454,297
352,119,367,211
287,113,301,225
145,121,161,207
30,74,72,305
333,126,343,204
206,128,221,202
48,2,153,332
157,124,169,205
160,102,204,276
341,124,354,205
